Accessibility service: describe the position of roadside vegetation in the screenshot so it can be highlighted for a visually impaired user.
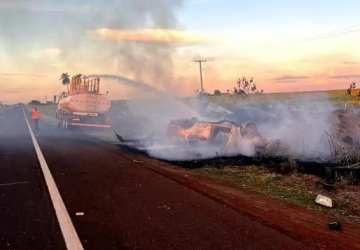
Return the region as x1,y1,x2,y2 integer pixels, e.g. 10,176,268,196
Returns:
204,89,360,110
193,165,360,224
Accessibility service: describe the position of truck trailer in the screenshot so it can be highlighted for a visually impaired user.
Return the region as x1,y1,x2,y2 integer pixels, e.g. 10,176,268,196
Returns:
56,75,111,128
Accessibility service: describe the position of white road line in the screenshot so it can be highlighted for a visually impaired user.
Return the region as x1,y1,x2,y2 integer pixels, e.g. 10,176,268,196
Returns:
23,109,84,250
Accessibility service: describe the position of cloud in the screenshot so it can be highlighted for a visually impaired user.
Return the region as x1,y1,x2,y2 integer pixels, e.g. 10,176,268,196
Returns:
343,61,358,65
186,0,209,6
302,25,360,43
330,74,360,79
28,48,62,60
318,25,360,39
273,75,310,82
92,28,207,45
0,1,90,13
0,73,48,78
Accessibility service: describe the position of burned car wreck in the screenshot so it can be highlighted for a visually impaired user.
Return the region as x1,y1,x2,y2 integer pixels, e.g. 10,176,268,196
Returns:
166,118,271,157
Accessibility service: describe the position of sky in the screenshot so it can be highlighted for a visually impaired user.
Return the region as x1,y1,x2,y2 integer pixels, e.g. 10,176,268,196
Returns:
1,0,360,103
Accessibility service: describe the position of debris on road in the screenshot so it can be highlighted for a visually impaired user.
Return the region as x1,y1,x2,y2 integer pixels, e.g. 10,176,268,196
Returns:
328,221,342,231
158,204,171,210
315,181,336,191
315,194,334,208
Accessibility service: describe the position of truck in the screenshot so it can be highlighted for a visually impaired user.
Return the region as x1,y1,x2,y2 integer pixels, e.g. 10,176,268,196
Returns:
56,74,111,128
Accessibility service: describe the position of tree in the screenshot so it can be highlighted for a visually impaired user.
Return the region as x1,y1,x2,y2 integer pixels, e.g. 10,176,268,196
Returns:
29,100,41,105
235,77,263,96
214,89,222,96
60,73,71,92
347,81,357,96
60,73,70,85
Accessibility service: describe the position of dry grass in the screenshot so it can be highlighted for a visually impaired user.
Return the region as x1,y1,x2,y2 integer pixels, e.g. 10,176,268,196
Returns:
193,165,360,224
194,166,317,208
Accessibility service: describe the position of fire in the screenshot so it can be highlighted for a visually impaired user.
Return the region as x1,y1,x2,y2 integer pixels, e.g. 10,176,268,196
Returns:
167,119,269,156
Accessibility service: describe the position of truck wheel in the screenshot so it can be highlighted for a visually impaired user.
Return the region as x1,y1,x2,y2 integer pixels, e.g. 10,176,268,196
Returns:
61,119,66,129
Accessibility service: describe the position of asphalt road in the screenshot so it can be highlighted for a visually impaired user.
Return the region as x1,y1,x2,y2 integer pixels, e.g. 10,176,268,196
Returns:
0,106,65,250
0,106,326,249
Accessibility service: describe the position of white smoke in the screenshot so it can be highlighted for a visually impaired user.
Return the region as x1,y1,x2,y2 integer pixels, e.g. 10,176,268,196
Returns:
252,94,336,160
0,0,185,87
111,92,338,162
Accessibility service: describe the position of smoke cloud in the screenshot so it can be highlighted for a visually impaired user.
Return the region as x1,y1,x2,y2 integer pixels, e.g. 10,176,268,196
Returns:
0,0,185,96
111,93,339,162
229,94,335,161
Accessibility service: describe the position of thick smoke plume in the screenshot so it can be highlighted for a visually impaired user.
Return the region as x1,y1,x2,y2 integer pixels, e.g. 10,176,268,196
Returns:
86,0,184,88
0,0,184,90
111,93,340,162
228,94,336,161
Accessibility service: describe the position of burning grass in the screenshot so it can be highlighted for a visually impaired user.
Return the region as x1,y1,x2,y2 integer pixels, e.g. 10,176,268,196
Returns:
193,165,360,224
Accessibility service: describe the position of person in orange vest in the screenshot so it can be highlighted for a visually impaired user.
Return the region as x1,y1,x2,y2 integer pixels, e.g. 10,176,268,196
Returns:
31,107,41,132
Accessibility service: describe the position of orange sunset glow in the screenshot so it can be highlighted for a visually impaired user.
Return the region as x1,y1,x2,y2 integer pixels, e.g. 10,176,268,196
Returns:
0,1,360,103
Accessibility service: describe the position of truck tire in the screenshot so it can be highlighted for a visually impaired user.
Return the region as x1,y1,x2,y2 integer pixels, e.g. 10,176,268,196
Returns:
64,120,69,129
60,119,67,129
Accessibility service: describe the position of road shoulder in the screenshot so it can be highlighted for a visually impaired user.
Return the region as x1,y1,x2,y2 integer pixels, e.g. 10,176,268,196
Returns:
129,153,360,250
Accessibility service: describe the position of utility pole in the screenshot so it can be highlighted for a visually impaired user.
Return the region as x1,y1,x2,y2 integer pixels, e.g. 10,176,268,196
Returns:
193,58,208,93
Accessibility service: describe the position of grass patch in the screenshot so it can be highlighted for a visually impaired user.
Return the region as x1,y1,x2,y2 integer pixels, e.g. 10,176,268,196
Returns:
203,89,360,110
193,166,360,224
193,166,319,210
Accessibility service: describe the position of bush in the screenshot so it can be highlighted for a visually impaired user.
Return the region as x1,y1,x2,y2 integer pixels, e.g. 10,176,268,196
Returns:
29,100,41,105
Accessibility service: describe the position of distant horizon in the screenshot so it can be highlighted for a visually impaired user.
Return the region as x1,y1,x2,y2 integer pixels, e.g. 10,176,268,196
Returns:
3,87,348,106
